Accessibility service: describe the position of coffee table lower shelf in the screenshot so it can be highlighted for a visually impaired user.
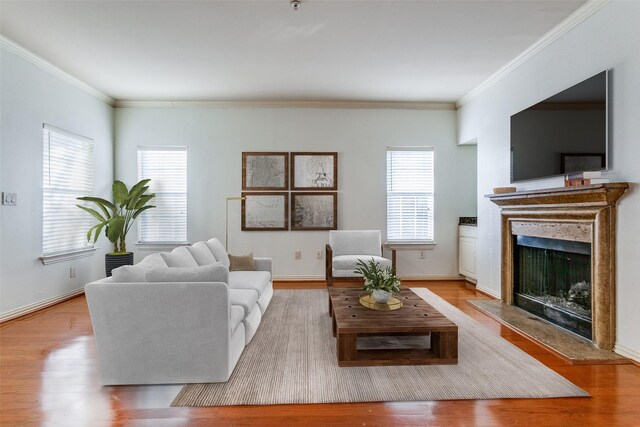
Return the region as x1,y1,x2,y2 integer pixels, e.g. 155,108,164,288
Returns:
336,331,458,367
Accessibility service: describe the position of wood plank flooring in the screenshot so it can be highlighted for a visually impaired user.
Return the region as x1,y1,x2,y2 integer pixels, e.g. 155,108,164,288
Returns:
1,281,639,426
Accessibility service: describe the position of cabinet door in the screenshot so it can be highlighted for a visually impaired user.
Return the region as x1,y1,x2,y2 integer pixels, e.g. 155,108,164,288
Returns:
459,237,477,279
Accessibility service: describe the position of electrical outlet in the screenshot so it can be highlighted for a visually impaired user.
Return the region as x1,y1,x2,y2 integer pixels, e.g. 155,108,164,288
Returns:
294,250,302,260
2,192,17,206
69,267,78,278
419,251,426,260
316,250,323,260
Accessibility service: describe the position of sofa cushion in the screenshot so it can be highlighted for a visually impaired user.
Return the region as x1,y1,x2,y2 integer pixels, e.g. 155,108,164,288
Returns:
205,238,230,268
229,252,256,271
187,242,217,266
329,230,381,257
161,246,199,268
145,262,228,283
228,271,271,295
332,255,392,273
229,288,259,317
229,305,244,335
111,265,147,282
136,253,168,270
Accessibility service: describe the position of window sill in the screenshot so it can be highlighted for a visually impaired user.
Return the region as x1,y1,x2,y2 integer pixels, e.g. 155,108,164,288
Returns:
384,242,436,250
40,247,97,265
135,242,190,252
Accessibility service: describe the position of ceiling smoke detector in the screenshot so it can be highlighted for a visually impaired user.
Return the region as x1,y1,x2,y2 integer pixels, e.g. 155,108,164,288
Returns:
291,0,301,11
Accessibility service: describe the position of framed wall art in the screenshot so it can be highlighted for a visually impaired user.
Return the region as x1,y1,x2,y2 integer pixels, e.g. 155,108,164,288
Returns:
291,192,337,231
242,152,289,190
241,192,289,231
291,152,337,190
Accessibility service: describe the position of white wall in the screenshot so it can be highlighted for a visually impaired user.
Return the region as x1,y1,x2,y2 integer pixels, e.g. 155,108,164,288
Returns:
115,107,477,279
457,1,640,361
0,47,114,317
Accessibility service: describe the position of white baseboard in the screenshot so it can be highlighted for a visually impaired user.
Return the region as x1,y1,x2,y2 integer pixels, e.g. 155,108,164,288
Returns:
274,275,326,281
476,284,502,299
273,274,464,282
0,288,85,323
614,343,640,363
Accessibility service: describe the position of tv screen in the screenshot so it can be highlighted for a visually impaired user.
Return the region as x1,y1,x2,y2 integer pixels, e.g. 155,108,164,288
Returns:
510,71,608,182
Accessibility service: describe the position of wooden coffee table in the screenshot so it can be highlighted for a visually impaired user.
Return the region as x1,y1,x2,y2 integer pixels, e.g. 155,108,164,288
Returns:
329,288,458,367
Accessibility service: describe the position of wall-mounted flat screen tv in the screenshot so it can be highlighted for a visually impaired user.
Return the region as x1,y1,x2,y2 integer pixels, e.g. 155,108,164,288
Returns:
510,70,608,182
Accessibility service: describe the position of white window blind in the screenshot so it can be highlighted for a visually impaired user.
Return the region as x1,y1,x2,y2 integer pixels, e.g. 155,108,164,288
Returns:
42,124,94,256
137,147,187,243
386,147,435,243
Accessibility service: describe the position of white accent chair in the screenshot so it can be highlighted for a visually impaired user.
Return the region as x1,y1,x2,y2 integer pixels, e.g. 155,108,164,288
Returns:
325,230,392,289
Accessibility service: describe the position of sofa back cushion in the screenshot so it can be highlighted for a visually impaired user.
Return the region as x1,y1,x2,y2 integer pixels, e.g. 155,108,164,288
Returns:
329,230,382,256
112,253,168,282
112,265,148,282
145,262,229,283
187,242,217,266
205,238,230,268
161,246,199,267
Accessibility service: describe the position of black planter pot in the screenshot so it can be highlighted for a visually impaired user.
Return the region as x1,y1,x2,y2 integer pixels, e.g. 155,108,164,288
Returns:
105,252,134,277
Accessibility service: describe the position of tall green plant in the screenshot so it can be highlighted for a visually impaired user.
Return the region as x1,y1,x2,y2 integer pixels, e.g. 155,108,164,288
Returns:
354,258,401,294
77,179,156,253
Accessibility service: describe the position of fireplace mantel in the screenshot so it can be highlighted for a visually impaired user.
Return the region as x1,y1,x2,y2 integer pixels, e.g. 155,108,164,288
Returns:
487,183,629,350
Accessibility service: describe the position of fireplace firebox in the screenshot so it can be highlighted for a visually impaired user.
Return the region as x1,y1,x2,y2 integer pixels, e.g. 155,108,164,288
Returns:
514,236,592,339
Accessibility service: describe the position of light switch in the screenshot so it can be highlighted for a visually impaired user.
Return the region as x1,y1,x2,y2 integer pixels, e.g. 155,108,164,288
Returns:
2,192,17,206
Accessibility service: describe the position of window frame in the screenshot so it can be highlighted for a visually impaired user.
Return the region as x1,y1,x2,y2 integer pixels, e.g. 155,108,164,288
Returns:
385,146,435,245
136,146,188,245
40,124,96,264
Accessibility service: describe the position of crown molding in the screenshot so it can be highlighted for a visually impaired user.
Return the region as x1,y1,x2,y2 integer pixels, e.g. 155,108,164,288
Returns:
455,0,611,109
0,35,115,106
114,100,456,110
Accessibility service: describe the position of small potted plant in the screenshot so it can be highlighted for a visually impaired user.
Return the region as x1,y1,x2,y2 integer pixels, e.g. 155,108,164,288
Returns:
77,179,156,276
354,258,401,304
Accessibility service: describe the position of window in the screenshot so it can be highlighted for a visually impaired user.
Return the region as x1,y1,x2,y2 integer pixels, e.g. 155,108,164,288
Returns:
137,147,187,243
42,124,94,257
386,147,434,243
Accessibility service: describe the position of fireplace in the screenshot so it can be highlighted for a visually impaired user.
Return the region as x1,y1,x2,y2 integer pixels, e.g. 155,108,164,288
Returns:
488,184,628,350
513,236,592,339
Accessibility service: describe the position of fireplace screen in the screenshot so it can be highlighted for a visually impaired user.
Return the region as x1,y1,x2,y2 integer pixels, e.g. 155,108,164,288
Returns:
514,235,592,339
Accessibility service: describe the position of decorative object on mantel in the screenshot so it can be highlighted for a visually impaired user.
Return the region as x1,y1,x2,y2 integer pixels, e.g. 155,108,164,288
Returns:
487,183,629,351
493,186,517,194
355,258,401,306
564,170,610,187
77,179,156,277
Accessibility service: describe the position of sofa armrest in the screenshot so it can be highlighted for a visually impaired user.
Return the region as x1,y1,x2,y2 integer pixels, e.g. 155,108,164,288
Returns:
253,257,272,276
85,281,232,385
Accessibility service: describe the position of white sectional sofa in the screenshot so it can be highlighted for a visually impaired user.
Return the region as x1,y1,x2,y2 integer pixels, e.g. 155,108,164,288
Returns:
85,238,273,385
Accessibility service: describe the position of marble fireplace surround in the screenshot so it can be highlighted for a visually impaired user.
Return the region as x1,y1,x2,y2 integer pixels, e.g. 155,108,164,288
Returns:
488,183,629,350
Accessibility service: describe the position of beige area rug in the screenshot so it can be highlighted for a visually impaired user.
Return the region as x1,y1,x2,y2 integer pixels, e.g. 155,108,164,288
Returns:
171,289,589,406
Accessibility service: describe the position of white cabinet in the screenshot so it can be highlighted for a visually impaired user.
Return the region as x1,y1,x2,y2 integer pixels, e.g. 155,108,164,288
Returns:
459,225,477,281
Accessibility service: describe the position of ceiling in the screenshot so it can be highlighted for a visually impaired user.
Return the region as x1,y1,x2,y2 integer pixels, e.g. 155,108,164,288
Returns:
0,0,586,103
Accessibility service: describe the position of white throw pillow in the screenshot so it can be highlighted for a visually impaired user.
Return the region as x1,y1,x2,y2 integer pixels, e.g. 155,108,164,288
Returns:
161,246,199,267
145,262,229,283
187,241,217,266
136,253,168,270
205,238,230,268
112,265,148,282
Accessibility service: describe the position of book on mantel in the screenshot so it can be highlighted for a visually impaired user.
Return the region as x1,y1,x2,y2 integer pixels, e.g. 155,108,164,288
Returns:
564,171,609,187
